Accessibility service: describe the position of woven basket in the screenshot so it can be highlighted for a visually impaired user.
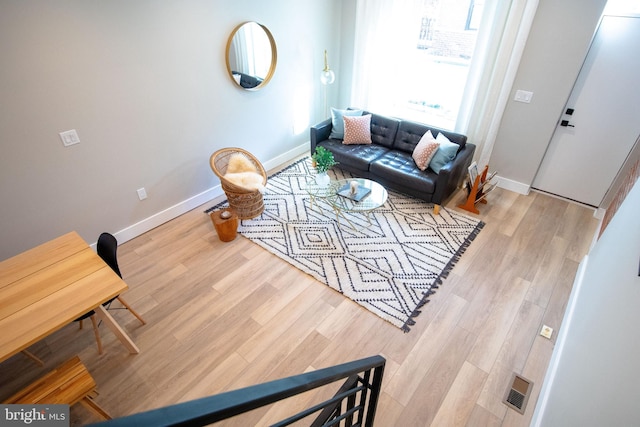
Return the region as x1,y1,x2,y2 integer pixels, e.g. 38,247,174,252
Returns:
210,148,267,219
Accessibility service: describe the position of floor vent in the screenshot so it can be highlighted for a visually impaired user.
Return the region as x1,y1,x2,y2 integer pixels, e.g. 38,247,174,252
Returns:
503,373,533,414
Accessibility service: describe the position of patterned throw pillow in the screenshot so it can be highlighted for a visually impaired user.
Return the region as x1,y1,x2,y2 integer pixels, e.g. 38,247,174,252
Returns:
343,114,372,145
412,130,440,171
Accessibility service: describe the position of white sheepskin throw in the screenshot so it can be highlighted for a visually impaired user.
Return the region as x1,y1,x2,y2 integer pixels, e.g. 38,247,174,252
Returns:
224,153,265,192
227,153,258,173
224,172,265,193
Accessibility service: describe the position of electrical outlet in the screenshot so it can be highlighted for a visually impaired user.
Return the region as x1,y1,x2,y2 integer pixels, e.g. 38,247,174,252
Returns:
540,325,553,339
59,129,80,146
137,188,147,201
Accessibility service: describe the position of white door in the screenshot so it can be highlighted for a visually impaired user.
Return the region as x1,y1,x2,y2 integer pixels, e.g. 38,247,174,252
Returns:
532,15,640,207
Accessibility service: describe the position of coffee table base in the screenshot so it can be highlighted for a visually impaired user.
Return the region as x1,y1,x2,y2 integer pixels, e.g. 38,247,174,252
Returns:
332,205,377,232
329,178,388,232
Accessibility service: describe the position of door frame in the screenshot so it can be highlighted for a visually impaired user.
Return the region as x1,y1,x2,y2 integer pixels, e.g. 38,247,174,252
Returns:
532,11,640,210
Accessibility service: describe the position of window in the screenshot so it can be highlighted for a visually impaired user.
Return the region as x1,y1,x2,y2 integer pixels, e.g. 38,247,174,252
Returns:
466,0,485,31
417,17,436,49
404,0,484,129
351,0,485,131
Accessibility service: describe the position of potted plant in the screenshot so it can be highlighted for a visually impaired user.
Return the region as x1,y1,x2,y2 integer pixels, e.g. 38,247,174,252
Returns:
311,146,337,186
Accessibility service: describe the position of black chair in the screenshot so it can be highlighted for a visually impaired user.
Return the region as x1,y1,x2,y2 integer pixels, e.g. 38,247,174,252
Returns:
76,232,146,354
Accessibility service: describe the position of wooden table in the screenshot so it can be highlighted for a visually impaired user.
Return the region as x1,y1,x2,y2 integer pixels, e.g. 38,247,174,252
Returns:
0,231,140,363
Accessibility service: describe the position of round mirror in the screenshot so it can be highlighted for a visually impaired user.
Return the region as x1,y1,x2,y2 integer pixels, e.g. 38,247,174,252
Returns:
226,22,277,90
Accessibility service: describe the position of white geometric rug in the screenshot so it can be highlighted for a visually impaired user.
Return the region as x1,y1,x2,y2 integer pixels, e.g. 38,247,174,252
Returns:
206,157,484,331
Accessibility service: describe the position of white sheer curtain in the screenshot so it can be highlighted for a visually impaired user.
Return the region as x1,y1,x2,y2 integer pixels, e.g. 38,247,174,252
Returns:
351,0,539,165
458,0,539,166
350,0,422,113
231,27,249,74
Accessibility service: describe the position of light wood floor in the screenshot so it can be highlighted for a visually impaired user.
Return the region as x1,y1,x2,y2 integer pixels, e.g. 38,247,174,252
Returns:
0,171,599,426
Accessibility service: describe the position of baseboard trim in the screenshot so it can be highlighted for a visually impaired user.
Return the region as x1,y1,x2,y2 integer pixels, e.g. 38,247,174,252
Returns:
109,143,310,246
530,254,589,426
594,207,606,220
496,176,530,195
263,144,310,171
112,186,225,246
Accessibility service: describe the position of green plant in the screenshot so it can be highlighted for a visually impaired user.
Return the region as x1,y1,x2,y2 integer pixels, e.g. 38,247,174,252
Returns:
311,146,338,173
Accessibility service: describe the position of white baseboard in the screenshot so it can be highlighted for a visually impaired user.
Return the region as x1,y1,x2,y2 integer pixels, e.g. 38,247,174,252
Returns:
496,176,530,195
530,254,589,426
110,143,309,246
113,185,225,246
263,144,310,171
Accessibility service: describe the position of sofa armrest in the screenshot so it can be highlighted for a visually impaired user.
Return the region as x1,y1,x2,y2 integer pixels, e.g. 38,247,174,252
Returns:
310,119,333,155
432,143,476,205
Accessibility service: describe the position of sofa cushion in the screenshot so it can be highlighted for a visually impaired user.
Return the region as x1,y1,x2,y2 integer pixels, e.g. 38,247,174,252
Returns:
429,133,460,174
366,113,400,148
318,140,389,173
393,120,431,154
330,108,363,139
343,114,372,145
370,151,436,194
393,120,467,154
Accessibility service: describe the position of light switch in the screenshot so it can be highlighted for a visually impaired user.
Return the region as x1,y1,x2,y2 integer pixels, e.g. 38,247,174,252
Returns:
514,90,533,103
59,129,80,146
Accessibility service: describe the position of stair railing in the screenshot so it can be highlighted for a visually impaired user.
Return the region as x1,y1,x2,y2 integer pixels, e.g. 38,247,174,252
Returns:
91,355,385,427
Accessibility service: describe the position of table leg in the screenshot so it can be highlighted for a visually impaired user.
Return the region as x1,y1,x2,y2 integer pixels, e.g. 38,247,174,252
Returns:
332,205,379,233
94,305,140,354
333,206,359,231
309,194,327,214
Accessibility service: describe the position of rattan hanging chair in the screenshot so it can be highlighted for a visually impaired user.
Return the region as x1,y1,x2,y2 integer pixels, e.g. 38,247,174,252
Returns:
210,148,267,219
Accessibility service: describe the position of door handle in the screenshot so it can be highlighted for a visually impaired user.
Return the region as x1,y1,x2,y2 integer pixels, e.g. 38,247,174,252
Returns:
560,120,575,127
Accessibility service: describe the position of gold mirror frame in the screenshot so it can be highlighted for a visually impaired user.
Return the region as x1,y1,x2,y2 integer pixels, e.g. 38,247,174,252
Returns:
225,22,277,91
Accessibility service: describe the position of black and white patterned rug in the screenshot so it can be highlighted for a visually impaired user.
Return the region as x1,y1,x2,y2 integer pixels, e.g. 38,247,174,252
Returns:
206,157,484,331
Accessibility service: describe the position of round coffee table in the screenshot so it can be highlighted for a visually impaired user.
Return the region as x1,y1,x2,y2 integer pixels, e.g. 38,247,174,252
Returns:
330,178,388,230
303,175,340,214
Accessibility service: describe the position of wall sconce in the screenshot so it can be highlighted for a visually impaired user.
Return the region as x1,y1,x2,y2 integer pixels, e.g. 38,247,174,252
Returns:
320,50,335,85
321,50,335,118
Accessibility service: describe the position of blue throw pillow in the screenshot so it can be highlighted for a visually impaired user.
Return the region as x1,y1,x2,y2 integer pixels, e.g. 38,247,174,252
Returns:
429,132,459,174
330,108,363,139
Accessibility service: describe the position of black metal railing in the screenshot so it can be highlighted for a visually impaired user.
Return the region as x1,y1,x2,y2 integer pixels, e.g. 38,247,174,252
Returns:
91,355,385,427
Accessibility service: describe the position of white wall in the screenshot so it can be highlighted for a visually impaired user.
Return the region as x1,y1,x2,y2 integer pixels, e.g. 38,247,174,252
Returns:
532,178,640,426
0,0,616,261
0,0,340,260
489,0,607,192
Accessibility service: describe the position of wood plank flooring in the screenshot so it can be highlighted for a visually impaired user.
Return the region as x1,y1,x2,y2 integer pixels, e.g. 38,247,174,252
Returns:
0,172,599,426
